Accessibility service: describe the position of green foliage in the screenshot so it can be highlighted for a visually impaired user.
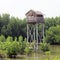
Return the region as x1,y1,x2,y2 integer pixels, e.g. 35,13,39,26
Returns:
45,25,60,44
1,26,7,36
24,42,33,55
0,41,5,50
0,13,26,38
24,47,32,55
45,17,60,30
5,40,20,58
0,35,5,42
18,36,27,54
6,36,13,42
19,36,23,42
40,42,50,52
0,35,33,58
18,36,33,55
0,14,10,36
2,14,10,25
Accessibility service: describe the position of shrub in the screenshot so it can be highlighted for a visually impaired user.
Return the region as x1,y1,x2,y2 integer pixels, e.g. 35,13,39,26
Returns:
24,42,33,55
5,40,20,58
0,41,5,50
6,36,13,42
0,35,5,42
19,37,33,55
19,37,27,54
18,36,23,42
45,25,60,44
0,35,33,58
0,41,7,59
40,42,50,52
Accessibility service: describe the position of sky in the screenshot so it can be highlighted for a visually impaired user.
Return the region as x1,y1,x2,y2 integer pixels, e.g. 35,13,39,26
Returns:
0,0,60,19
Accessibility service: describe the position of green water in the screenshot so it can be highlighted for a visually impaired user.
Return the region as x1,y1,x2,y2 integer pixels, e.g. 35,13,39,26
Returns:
11,45,60,60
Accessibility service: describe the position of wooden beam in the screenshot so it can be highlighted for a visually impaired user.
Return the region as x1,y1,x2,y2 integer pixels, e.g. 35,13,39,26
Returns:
42,24,44,41
36,23,38,50
33,25,36,50
27,24,29,42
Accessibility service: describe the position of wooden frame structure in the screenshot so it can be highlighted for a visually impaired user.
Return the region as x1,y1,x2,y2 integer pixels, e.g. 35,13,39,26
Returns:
25,10,44,50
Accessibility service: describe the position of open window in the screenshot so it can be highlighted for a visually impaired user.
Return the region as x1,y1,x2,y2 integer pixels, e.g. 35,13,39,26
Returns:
37,15,43,17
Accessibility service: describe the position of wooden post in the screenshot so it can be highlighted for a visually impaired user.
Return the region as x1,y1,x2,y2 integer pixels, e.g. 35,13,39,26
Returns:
42,24,44,41
34,25,35,41
36,23,38,50
27,24,29,42
33,25,35,50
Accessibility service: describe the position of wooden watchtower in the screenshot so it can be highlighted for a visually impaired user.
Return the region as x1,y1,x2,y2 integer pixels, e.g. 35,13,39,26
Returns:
25,10,44,49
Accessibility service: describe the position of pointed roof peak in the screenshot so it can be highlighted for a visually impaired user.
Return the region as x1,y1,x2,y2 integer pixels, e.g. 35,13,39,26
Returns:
26,9,44,16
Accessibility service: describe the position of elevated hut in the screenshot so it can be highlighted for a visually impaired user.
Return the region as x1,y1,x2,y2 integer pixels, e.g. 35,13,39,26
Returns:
25,10,44,49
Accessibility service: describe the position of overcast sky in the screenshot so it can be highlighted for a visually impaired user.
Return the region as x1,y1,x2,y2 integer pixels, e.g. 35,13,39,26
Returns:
0,0,60,19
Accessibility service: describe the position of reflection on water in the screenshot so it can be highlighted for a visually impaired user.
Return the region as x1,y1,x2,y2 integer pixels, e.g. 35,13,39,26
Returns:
34,53,38,60
11,45,60,60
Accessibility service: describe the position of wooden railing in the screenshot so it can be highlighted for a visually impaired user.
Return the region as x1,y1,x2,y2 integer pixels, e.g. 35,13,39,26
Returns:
26,16,44,23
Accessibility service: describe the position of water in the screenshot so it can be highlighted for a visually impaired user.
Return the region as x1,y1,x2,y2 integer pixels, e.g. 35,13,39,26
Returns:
11,45,60,60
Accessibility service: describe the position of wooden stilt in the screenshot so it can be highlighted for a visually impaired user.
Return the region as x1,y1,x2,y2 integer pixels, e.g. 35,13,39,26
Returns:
36,23,38,50
33,25,35,50
27,24,29,42
42,24,44,41
34,25,35,41
26,10,44,51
